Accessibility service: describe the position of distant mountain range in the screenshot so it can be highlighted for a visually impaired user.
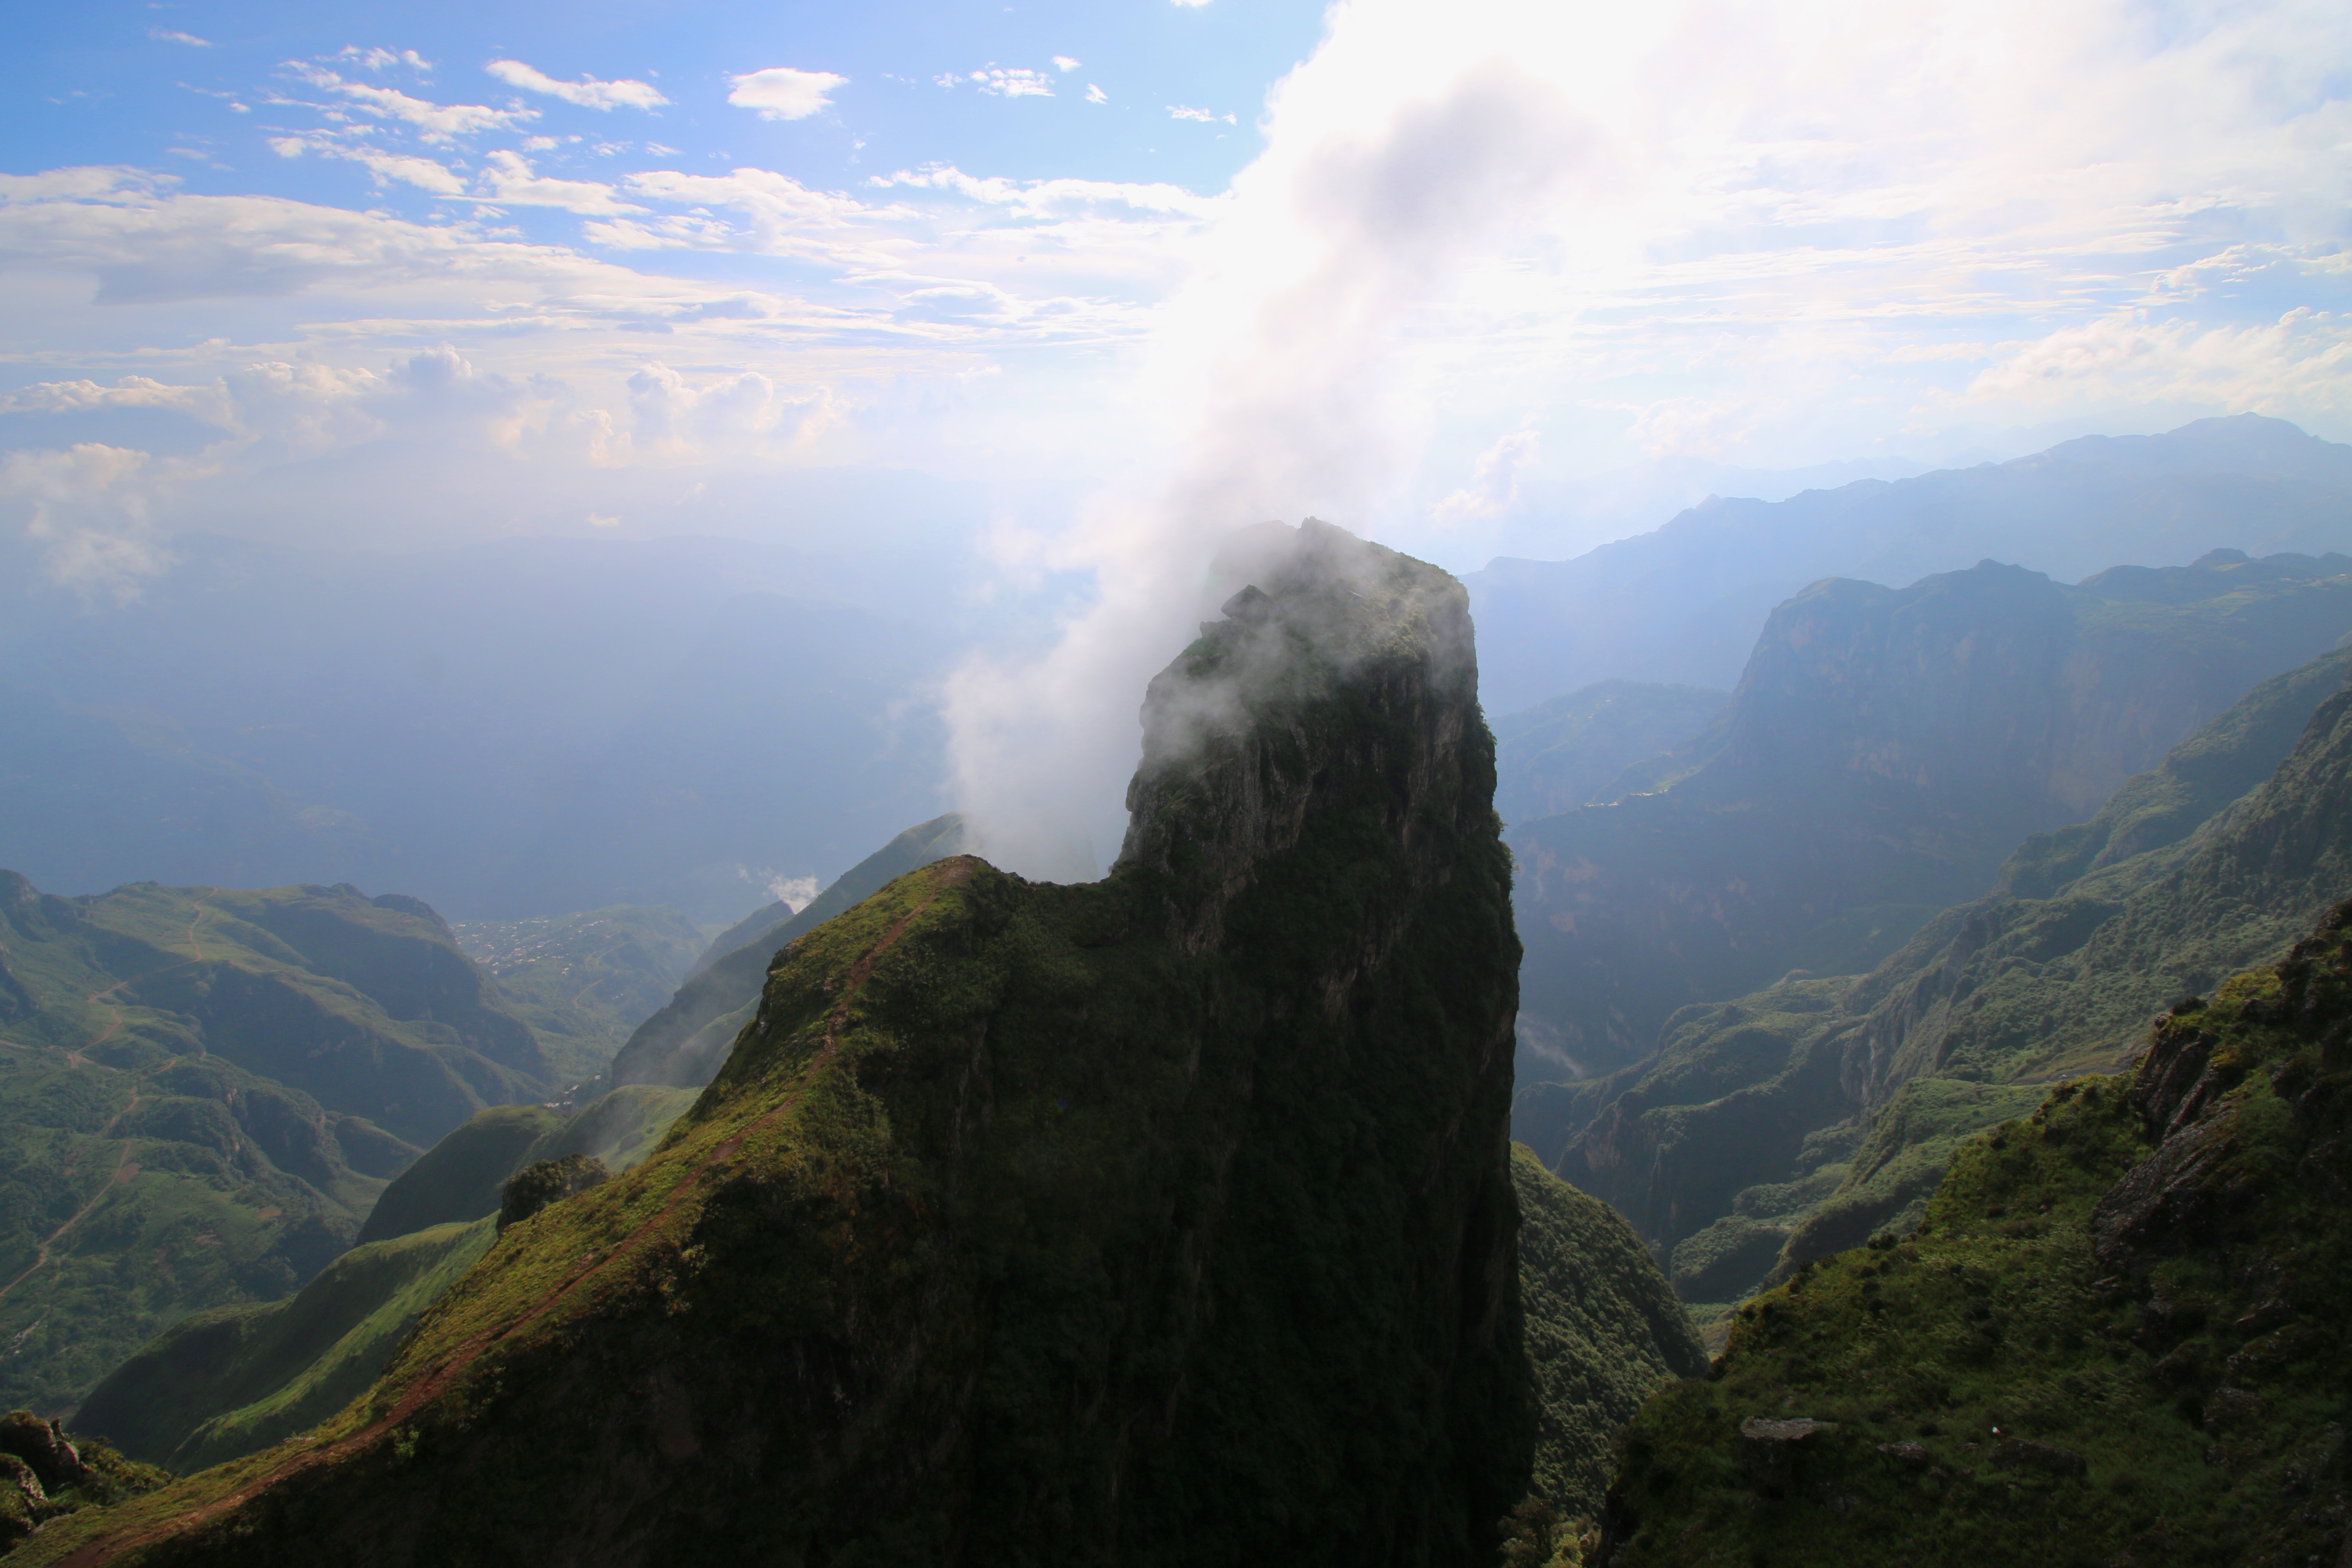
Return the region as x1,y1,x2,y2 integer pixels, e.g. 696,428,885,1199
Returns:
1509,549,2352,1081
1518,631,2352,1308
9,416,2347,932
1470,414,2352,711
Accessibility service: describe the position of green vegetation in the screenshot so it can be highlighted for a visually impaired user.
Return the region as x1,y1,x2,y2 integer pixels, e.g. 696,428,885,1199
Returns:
493,1155,606,1233
1513,552,2352,1080
0,876,547,1148
1488,681,1727,824
70,1220,494,1476
1512,1147,1706,1523
609,813,977,1090
1524,640,2352,1315
77,1086,698,1475
450,906,709,1087
348,1106,563,1247
23,521,1534,1568
0,1410,168,1547
0,873,585,1418
1600,901,2352,1567
0,1036,407,1417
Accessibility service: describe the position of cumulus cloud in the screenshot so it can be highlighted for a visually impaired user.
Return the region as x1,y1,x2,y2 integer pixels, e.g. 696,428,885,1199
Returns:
943,10,1593,873
727,67,846,121
335,47,433,73
1166,105,1233,123
486,59,668,112
1053,57,1081,72
0,443,178,598
1085,84,1108,105
1432,428,1539,524
475,149,645,214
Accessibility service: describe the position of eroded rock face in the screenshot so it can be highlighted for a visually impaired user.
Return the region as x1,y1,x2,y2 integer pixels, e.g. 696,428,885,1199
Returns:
48,523,1530,1568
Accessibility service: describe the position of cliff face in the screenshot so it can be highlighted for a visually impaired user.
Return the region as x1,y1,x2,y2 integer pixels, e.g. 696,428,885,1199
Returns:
1512,551,2352,1080
37,521,1531,1568
1597,902,2352,1568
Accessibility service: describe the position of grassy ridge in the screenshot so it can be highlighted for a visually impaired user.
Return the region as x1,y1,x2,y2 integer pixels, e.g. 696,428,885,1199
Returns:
70,1220,494,1475
1601,903,2352,1566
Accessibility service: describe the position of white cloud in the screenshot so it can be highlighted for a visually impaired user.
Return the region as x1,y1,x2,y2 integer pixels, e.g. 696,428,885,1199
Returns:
292,66,537,142
475,149,644,214
486,59,668,112
335,47,433,73
1052,57,1081,72
150,29,212,47
1166,105,1234,124
965,68,1054,98
1432,428,1539,524
1964,308,2352,416
268,135,469,195
874,164,1214,217
1086,84,1108,106
0,443,177,598
727,67,847,121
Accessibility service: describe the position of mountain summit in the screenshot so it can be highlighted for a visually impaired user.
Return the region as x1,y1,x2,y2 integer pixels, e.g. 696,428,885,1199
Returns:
32,521,1531,1568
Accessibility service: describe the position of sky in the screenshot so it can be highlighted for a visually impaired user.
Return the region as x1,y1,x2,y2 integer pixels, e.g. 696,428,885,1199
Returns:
5,0,2351,870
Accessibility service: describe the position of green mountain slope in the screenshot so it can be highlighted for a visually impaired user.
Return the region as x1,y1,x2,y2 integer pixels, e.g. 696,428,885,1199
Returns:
0,877,548,1148
79,1085,699,1476
1523,641,2352,1312
1597,903,2352,1567
0,875,570,1418
1513,1147,1708,1523
449,906,708,1088
1513,551,2352,1079
1489,682,1728,825
28,521,1532,1568
0,1041,407,1420
607,812,977,1090
69,1220,495,1477
346,1106,563,1248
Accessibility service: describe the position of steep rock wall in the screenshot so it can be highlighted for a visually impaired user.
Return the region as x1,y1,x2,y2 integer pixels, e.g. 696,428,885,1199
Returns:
35,521,1531,1568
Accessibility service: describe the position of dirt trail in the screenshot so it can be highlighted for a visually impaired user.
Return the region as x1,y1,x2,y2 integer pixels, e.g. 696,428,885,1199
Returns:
181,891,217,965
55,867,969,1568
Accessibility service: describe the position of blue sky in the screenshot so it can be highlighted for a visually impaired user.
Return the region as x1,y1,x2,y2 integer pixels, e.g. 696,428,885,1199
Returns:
2,0,2348,607
7,0,1327,219
3,0,2349,873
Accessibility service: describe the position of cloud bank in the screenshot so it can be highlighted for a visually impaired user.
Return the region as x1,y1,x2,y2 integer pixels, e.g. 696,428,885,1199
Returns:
937,0,2352,875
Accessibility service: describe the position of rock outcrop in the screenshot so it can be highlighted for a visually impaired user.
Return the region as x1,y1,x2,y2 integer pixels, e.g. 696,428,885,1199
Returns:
31,521,1531,1568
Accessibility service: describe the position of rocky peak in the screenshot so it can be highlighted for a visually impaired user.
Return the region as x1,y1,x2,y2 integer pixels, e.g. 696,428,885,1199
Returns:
1118,518,1483,955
